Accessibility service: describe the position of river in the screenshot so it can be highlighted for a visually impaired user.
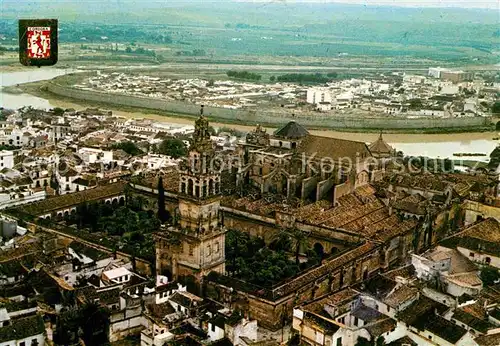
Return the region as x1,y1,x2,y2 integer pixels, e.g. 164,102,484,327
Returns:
0,68,498,161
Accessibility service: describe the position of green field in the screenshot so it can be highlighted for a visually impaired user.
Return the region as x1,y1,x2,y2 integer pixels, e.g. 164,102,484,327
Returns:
1,1,499,70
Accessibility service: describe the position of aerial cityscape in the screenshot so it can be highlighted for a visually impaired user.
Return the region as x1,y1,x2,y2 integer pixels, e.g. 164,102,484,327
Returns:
0,0,499,345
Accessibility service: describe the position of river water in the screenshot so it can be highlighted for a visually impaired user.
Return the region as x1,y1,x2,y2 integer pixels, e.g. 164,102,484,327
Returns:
0,68,498,161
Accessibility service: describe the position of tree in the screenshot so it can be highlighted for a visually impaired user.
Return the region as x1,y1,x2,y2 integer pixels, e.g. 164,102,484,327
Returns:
111,141,143,156
158,138,187,158
492,101,500,114
481,266,500,286
270,76,276,82
52,107,65,116
355,337,374,346
279,227,309,265
125,46,132,53
80,302,110,346
158,176,168,223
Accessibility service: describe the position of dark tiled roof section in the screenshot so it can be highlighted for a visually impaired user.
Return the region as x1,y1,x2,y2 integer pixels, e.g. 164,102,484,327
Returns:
18,182,126,215
302,288,358,313
475,333,500,346
397,296,449,326
417,315,467,344
0,314,45,343
364,317,397,338
146,302,176,319
452,309,493,333
440,218,500,257
274,121,309,139
303,311,340,333
351,304,383,322
297,134,372,161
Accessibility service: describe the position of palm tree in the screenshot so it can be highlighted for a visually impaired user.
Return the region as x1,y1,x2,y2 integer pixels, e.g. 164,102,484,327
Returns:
274,227,309,265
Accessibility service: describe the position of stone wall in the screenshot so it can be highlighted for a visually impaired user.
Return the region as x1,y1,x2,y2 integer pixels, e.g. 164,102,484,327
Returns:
47,81,491,130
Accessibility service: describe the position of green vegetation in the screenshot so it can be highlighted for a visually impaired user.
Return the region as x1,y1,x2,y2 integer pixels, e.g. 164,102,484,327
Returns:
227,70,262,81
55,302,110,346
157,138,187,158
67,197,160,261
355,336,386,346
276,73,333,84
480,266,500,286
492,102,500,114
175,49,207,57
111,141,144,156
226,229,320,287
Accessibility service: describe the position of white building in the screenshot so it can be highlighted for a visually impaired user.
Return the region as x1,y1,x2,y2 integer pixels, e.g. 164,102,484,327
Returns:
0,151,14,170
429,67,450,79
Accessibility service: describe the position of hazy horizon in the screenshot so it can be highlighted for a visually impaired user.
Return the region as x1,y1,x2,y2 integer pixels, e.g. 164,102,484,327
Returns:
3,0,499,9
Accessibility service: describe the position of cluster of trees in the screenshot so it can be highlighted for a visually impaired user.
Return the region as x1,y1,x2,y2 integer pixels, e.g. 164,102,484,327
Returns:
274,73,334,84
355,336,386,346
69,197,159,237
175,49,207,57
111,141,144,156
125,46,156,56
492,101,500,114
225,229,321,287
55,300,109,346
152,138,188,158
481,266,500,286
227,70,262,81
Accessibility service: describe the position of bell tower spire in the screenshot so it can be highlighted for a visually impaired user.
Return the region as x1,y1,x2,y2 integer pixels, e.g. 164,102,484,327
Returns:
155,111,226,283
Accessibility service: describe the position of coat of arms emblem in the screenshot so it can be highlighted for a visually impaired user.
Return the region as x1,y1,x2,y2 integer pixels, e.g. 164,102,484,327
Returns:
27,27,51,59
19,19,58,67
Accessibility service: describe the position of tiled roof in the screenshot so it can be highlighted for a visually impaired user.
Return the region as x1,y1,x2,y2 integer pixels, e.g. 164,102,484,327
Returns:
383,286,418,308
271,242,376,299
417,315,467,344
452,309,493,333
297,134,372,161
273,121,309,139
369,133,393,154
440,218,500,257
475,333,500,346
17,182,126,215
302,288,358,313
397,296,448,325
303,311,340,333
364,317,397,338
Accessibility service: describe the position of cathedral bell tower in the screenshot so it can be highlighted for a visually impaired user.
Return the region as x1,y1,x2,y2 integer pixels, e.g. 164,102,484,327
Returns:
155,106,226,283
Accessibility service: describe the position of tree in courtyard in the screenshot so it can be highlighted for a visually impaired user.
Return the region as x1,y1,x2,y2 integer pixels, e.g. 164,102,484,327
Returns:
278,227,309,265
481,266,500,286
158,138,187,158
158,176,168,223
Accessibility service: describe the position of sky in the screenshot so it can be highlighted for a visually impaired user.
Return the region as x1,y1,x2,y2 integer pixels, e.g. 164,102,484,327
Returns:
237,0,499,9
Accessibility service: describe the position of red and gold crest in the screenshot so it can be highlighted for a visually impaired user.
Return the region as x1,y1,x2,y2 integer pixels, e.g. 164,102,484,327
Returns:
19,19,58,67
27,26,51,59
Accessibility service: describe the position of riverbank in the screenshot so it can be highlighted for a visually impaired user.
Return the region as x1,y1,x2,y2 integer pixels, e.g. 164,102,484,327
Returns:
12,76,496,135
6,79,499,145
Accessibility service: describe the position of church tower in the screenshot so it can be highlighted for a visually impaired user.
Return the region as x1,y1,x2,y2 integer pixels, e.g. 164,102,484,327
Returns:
155,107,226,283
